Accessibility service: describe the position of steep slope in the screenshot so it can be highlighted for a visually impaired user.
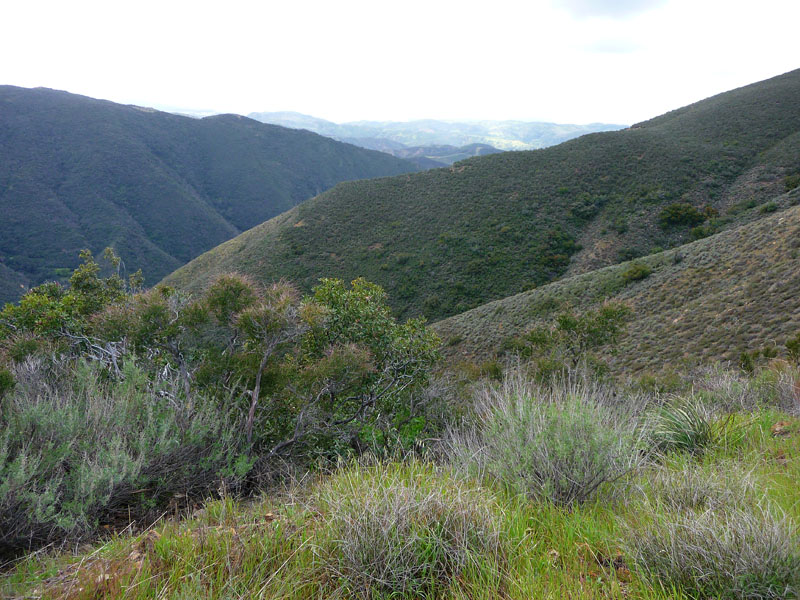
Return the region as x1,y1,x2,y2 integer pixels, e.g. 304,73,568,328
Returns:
434,193,800,374
167,69,800,321
0,87,415,303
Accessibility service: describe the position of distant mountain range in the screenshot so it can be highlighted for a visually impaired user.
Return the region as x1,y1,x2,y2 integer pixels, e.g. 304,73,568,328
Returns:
246,111,626,166
0,86,417,304
167,69,800,324
246,112,626,151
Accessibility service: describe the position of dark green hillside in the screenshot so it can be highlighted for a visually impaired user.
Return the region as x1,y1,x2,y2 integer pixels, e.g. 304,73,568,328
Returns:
435,193,800,373
0,86,415,303
166,69,800,322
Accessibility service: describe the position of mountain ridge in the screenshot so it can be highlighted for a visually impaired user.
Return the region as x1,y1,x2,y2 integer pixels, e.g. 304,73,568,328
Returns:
0,86,417,303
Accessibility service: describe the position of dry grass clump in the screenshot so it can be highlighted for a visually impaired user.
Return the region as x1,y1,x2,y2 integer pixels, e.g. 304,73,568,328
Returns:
447,374,646,506
623,502,800,599
643,462,759,513
694,364,800,415
312,458,503,599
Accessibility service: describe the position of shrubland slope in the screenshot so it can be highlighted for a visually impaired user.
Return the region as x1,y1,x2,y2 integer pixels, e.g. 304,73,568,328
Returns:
166,69,800,322
0,86,415,302
434,193,800,373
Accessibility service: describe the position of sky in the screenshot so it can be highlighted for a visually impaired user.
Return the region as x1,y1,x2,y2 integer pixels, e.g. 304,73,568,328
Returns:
1,0,798,125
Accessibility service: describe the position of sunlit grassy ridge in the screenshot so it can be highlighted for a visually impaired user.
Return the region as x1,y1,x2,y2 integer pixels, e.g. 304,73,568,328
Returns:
434,197,800,373
165,69,800,321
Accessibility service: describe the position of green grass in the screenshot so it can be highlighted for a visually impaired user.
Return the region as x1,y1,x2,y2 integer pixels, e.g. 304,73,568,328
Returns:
166,69,800,322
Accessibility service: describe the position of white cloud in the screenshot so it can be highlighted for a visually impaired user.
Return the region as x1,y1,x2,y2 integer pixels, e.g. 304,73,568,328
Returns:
554,0,667,19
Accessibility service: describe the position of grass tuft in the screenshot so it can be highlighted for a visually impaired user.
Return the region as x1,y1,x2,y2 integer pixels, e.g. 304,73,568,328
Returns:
623,502,800,599
312,458,503,599
447,374,645,506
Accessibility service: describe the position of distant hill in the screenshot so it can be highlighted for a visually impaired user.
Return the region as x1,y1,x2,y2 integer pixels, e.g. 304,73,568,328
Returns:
247,111,625,151
0,86,416,303
325,137,501,168
166,69,800,323
434,192,800,373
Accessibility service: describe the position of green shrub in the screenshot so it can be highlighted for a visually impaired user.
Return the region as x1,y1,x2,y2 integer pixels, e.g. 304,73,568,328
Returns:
0,359,244,553
759,201,778,214
313,459,502,599
658,203,706,228
0,366,14,399
623,503,800,599
448,376,643,506
479,359,503,381
786,334,800,364
784,173,800,191
621,261,652,284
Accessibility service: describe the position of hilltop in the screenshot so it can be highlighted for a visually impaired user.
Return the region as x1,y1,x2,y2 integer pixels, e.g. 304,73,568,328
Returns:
0,86,416,303
435,193,800,373
166,69,800,322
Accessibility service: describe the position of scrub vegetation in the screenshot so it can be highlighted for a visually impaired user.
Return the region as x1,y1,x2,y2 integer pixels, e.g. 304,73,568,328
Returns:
4,70,800,600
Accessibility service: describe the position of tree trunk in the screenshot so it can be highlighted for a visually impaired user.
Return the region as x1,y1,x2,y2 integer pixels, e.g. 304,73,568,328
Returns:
246,351,270,446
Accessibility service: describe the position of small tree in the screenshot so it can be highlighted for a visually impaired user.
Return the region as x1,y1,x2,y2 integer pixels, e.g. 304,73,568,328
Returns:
235,281,305,446
268,278,441,457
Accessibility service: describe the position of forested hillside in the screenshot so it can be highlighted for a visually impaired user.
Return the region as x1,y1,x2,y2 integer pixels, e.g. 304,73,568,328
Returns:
0,86,416,303
167,69,800,321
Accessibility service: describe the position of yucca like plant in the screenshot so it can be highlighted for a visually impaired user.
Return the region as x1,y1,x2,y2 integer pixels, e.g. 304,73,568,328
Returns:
650,399,714,455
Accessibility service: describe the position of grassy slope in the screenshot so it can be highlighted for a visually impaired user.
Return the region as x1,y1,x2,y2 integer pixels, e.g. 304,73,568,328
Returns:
0,87,415,302
166,69,800,322
434,193,800,374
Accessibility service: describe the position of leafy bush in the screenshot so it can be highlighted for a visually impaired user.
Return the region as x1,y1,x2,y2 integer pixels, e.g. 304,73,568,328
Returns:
313,459,502,599
621,261,652,284
658,203,706,228
0,366,14,399
623,503,800,599
784,173,800,191
448,376,644,506
511,303,631,373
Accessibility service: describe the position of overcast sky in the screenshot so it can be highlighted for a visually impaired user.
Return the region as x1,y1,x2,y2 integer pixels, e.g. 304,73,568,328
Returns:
2,0,798,125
